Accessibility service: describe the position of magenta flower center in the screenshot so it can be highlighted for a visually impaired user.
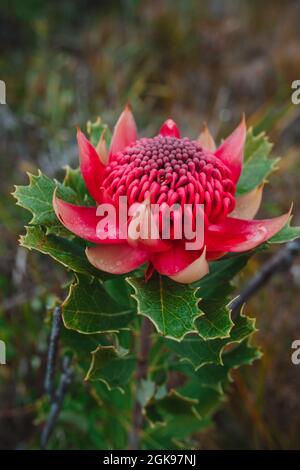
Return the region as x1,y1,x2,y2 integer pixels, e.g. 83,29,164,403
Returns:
102,136,236,222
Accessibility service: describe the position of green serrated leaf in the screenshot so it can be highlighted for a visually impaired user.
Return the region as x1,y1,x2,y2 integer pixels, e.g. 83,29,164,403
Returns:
13,170,77,235
167,310,257,370
62,274,133,334
63,165,94,206
268,217,300,243
87,117,112,148
142,416,211,450
167,335,224,369
174,362,228,393
127,274,203,341
229,310,257,343
104,277,135,309
20,225,101,277
179,382,225,418
85,345,136,392
236,128,279,195
223,339,262,368
196,304,233,340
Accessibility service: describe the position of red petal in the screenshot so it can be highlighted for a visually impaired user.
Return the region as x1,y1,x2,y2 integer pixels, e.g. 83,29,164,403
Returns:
206,251,226,261
206,208,291,252
53,192,125,244
77,129,106,203
151,242,201,276
159,119,180,138
127,200,171,253
109,105,137,160
86,244,148,274
169,247,209,284
214,115,246,183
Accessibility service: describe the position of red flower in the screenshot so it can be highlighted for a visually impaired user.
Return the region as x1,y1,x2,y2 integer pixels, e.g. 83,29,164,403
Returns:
53,106,290,283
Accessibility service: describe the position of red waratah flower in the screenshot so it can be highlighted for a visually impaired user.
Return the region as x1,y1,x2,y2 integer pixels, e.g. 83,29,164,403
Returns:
53,106,291,284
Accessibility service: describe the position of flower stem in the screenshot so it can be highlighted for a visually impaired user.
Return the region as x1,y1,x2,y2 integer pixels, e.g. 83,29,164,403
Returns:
128,317,153,450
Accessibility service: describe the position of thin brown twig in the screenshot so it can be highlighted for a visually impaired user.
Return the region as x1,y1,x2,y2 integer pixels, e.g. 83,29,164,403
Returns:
230,240,300,318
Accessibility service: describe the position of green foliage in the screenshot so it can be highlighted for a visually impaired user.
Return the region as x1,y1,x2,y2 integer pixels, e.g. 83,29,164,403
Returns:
62,274,134,334
127,274,202,341
237,129,279,195
85,345,136,392
20,225,100,277
13,171,77,235
268,217,300,243
87,117,112,148
13,115,299,450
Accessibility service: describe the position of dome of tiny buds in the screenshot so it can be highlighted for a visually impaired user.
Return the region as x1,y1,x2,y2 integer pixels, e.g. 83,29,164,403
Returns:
102,136,236,222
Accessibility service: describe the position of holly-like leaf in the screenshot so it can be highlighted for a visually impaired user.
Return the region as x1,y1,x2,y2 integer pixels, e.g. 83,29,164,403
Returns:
87,117,112,148
142,416,211,450
85,345,136,392
62,274,134,334
175,336,261,395
236,129,279,195
193,253,253,340
60,326,104,369
167,310,257,370
268,217,300,244
127,274,202,341
196,304,233,340
20,225,101,277
13,170,77,235
223,340,262,369
167,336,224,370
179,382,225,418
63,165,94,205
104,277,135,309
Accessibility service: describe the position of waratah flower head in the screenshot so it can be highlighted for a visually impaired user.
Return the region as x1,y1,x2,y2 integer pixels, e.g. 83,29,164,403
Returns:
53,106,291,284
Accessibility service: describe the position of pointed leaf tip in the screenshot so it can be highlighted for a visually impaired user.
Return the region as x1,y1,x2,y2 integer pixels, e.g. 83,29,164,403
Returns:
77,129,106,203
109,106,138,160
197,123,216,152
215,115,246,184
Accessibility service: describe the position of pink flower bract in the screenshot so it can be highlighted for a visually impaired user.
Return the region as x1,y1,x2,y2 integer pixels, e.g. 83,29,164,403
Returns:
53,106,291,283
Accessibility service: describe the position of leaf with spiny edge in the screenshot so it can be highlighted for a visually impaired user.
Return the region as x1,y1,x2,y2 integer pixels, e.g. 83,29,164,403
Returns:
127,274,203,341
167,310,257,371
63,165,94,206
174,336,261,396
13,170,78,236
145,388,200,429
62,274,134,334
142,414,212,450
20,225,102,278
85,344,136,393
237,128,280,195
268,216,300,244
193,253,253,341
196,304,233,341
87,116,112,148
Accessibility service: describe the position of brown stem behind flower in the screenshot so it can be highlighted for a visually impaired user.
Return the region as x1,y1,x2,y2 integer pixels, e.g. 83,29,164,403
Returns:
128,317,153,450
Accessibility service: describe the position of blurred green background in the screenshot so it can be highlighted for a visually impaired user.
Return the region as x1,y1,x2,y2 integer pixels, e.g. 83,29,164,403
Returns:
1,0,300,449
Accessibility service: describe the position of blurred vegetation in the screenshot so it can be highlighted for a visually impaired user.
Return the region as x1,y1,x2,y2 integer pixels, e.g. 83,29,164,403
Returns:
1,0,300,449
